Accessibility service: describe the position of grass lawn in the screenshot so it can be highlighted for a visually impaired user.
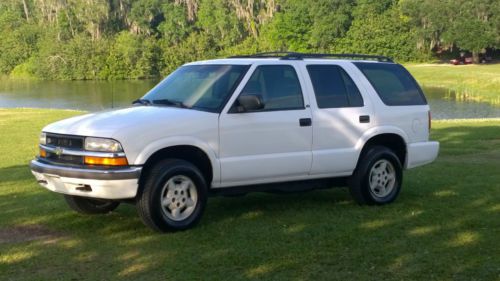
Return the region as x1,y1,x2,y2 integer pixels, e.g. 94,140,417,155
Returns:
406,63,500,106
1,108,499,280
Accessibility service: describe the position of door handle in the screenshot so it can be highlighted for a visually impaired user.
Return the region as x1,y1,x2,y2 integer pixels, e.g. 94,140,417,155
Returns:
359,115,370,123
299,118,312,127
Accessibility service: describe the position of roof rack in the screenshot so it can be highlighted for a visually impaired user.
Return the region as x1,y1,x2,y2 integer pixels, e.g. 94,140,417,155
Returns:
229,52,393,62
229,52,302,59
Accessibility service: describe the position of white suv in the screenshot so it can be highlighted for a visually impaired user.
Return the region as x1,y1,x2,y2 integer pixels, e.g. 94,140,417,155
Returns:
30,52,439,232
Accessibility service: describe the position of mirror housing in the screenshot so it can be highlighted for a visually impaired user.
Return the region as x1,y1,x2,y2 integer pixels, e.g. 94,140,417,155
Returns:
236,94,264,112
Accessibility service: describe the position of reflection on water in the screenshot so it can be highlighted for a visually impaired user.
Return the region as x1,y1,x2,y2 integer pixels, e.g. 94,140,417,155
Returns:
422,87,500,119
0,80,499,119
0,79,158,111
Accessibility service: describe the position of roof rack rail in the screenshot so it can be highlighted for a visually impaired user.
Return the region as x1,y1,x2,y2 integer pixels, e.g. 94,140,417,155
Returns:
228,52,393,62
299,53,393,62
229,52,302,59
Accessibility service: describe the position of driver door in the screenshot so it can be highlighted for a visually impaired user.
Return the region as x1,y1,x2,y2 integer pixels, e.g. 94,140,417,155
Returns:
218,63,313,187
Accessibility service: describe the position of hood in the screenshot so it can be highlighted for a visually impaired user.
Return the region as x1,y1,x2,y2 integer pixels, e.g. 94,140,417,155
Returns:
43,106,217,139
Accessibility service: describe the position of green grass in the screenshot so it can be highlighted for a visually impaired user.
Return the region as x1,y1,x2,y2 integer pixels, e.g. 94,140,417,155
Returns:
1,108,499,280
406,63,500,106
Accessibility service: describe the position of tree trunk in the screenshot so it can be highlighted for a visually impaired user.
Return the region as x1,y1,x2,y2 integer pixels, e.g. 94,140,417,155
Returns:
22,0,30,21
472,50,480,64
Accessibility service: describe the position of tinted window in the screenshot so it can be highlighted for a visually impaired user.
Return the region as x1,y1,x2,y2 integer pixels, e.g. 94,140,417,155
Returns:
354,62,427,106
238,65,304,111
307,65,364,108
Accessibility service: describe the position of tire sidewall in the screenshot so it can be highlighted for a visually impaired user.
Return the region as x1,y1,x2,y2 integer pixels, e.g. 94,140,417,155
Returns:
145,160,207,231
360,147,403,204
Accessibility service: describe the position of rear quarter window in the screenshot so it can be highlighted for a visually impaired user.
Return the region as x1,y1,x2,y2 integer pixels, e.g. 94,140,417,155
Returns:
354,62,427,106
307,65,364,108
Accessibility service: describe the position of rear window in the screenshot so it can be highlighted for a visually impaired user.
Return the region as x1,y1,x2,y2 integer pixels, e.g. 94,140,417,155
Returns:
354,62,427,106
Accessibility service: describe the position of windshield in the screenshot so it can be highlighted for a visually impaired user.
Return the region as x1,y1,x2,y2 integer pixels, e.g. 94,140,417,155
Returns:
142,64,250,111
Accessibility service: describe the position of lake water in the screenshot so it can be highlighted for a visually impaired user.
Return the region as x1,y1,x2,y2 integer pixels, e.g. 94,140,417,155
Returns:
1,79,499,119
0,79,159,111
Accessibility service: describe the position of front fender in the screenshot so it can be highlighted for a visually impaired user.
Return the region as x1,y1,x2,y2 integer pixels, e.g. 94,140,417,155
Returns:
132,136,221,185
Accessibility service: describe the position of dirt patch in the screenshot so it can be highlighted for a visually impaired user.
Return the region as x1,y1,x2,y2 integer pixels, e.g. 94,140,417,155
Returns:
0,225,63,244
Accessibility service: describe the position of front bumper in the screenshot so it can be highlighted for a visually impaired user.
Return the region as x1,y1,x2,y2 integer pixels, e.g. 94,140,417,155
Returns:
30,159,142,199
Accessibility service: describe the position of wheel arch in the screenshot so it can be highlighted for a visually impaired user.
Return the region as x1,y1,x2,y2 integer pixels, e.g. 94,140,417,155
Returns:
355,127,408,168
135,138,220,190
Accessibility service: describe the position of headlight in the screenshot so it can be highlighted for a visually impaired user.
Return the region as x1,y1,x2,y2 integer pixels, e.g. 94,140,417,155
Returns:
84,137,123,152
39,132,47,145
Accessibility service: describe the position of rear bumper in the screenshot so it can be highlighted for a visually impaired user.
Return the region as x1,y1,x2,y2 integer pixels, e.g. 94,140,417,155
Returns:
405,141,439,169
30,160,142,199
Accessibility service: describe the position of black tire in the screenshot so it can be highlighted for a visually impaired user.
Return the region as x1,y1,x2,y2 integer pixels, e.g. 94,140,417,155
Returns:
349,146,403,205
64,195,120,214
136,159,207,232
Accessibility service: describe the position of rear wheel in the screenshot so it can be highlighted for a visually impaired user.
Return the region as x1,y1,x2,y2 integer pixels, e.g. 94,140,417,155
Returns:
64,195,120,214
136,159,207,232
349,146,403,205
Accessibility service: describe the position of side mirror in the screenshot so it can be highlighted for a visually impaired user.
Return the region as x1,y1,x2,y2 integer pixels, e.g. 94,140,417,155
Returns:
236,94,264,112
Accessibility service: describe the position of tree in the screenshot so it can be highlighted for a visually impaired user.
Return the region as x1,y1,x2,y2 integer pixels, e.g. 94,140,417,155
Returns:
0,8,39,74
442,0,498,62
228,0,277,38
309,0,354,51
402,0,499,61
129,0,162,35
175,0,200,21
400,0,449,51
338,7,420,61
72,0,109,41
102,32,156,79
197,0,245,48
158,2,191,45
1,0,499,80
160,32,217,75
262,0,313,51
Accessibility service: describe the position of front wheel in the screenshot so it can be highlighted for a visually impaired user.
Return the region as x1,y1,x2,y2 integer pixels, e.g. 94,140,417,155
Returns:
136,159,207,232
64,195,120,214
349,146,403,205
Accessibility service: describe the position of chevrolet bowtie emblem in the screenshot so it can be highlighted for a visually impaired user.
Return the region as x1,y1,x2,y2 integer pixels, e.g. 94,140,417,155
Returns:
54,147,63,156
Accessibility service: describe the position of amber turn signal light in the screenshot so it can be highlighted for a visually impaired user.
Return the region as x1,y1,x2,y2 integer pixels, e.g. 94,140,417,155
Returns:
84,156,128,166
39,148,47,158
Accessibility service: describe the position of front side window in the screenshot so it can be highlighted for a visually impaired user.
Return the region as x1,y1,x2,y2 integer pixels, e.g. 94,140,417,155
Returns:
354,62,427,106
143,64,250,111
237,65,304,111
307,65,364,108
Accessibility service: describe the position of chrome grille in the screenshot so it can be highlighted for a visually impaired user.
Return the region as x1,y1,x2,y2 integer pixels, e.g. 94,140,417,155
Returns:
46,133,84,149
43,133,85,165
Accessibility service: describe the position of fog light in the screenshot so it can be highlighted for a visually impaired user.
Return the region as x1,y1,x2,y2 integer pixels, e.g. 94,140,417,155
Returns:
84,156,128,166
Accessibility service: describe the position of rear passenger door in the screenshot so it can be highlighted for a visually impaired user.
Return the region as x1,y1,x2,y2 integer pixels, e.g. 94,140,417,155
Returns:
303,63,374,175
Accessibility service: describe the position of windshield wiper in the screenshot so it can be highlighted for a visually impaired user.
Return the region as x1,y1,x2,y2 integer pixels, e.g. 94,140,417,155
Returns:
132,98,152,106
152,99,191,108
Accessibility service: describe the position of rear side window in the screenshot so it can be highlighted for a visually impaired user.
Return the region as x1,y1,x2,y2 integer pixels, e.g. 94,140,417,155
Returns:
307,65,364,108
354,62,427,106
